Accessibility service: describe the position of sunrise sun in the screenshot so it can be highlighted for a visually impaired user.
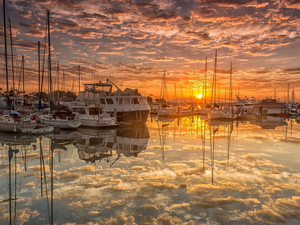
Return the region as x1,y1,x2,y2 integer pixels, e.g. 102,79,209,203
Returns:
196,93,203,99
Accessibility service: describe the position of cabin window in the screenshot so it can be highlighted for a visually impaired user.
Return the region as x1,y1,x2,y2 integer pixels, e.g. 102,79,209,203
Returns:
119,98,123,105
72,108,78,112
124,97,131,104
133,98,139,104
89,108,100,115
106,99,114,104
100,99,106,104
78,108,86,114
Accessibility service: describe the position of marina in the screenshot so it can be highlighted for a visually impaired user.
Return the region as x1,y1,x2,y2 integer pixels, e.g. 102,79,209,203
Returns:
1,0,300,224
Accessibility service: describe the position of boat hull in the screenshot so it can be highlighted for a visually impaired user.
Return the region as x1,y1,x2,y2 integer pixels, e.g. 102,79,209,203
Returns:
0,116,36,133
39,115,82,129
80,118,117,128
107,110,149,125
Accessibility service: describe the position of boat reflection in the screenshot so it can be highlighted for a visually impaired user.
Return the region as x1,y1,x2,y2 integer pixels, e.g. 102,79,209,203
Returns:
75,126,150,165
251,115,288,129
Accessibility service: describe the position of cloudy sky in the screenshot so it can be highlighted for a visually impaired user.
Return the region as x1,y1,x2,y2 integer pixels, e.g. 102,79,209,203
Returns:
1,0,300,100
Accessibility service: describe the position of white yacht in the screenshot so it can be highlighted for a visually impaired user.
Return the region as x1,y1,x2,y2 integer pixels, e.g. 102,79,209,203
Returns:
74,80,150,125
39,110,81,129
232,96,257,114
69,102,117,128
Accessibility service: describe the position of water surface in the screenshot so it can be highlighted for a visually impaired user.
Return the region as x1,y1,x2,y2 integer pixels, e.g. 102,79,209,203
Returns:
0,116,299,224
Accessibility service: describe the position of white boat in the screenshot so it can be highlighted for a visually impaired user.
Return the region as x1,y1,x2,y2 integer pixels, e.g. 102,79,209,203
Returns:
74,80,150,125
199,108,211,115
157,107,178,117
150,102,161,114
69,102,117,128
208,109,236,120
22,126,54,135
0,114,36,133
232,96,257,114
252,97,289,117
39,110,81,129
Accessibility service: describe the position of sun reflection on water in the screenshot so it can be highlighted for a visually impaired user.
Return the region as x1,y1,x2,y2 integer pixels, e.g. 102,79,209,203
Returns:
0,116,299,224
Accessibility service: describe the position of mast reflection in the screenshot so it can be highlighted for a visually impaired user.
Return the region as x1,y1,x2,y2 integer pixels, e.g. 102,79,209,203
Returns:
0,132,36,225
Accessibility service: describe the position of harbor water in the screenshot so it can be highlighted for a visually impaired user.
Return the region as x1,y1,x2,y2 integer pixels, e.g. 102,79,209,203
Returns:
0,115,299,224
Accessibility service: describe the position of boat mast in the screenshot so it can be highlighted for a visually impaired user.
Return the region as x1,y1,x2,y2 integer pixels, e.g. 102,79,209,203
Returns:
22,56,24,105
38,41,41,110
160,70,168,106
229,62,232,107
287,83,290,103
57,63,59,103
211,51,217,108
78,65,80,94
9,19,15,110
47,10,52,102
204,56,207,107
3,0,9,108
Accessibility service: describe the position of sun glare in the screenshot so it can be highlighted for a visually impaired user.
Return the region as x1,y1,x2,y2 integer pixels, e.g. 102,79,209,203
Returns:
196,93,203,99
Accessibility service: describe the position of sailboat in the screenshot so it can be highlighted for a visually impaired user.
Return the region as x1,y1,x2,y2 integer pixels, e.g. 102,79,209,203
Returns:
0,0,36,132
38,10,81,129
208,58,236,120
157,71,180,117
199,57,211,115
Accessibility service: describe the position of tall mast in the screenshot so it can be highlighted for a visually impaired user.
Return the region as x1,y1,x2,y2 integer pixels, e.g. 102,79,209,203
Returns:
57,63,59,102
78,65,80,94
287,83,290,103
47,10,52,99
22,56,24,105
38,41,41,109
204,56,207,106
9,19,15,109
214,50,217,106
211,50,217,107
3,0,9,106
229,62,232,107
174,83,177,106
63,72,65,92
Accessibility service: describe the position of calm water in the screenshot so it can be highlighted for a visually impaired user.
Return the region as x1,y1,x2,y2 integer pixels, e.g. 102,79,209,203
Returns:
0,115,300,225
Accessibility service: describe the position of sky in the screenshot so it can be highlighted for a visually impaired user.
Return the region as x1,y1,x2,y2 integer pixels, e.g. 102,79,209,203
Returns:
1,0,300,101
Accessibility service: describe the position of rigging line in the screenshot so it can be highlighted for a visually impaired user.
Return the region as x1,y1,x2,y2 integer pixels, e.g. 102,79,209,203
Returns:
42,137,51,223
